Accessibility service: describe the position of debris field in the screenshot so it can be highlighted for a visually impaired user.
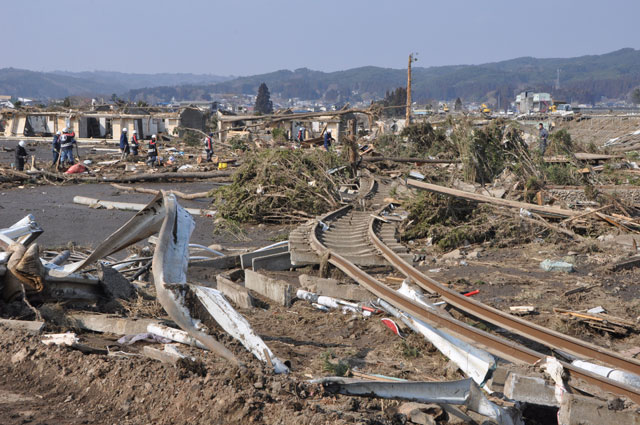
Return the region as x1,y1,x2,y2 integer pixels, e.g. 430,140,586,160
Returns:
1,112,640,425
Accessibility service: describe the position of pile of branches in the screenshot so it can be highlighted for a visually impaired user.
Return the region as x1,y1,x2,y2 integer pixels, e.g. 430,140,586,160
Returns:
210,149,350,223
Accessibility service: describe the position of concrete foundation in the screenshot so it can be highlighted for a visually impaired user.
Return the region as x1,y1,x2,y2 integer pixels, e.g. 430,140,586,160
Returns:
558,393,639,425
240,246,288,269
504,373,558,407
244,270,293,307
216,275,254,309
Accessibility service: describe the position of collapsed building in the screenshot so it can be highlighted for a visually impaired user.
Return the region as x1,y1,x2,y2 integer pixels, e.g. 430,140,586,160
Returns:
515,91,553,114
217,109,363,144
0,106,208,141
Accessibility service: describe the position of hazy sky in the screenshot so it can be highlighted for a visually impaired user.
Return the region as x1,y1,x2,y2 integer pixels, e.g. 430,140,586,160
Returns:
4,0,639,75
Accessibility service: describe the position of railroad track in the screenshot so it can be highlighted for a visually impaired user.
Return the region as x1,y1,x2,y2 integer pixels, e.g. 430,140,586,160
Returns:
302,178,640,404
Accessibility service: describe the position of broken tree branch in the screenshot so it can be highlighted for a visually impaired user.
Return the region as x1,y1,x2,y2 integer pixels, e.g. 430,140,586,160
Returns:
110,183,210,200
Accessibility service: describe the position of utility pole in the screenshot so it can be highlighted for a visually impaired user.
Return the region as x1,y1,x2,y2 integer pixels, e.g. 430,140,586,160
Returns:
406,53,418,125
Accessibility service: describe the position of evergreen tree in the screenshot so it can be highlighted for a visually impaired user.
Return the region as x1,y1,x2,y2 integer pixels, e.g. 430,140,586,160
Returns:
254,82,273,114
381,87,407,117
454,97,462,111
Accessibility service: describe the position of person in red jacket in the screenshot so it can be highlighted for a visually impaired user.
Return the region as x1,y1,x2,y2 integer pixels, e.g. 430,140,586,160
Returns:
130,129,139,156
204,132,214,162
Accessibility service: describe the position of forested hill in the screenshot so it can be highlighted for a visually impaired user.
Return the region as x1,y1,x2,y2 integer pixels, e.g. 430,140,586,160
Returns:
126,48,640,105
3,49,639,104
0,69,230,99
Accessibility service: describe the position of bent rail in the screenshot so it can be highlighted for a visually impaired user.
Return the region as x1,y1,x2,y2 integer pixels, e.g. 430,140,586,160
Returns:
308,200,640,403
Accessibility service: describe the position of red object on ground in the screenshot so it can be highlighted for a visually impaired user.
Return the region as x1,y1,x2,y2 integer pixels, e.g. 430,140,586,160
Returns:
65,164,87,174
462,289,480,297
381,318,403,337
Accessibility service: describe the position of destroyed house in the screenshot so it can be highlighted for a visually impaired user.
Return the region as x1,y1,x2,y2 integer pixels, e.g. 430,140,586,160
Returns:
0,107,206,141
216,110,346,144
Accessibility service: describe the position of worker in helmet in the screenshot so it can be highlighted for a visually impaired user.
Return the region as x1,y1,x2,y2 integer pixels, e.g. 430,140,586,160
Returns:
120,127,129,160
60,127,76,166
15,141,28,171
52,130,61,166
147,134,159,166
130,129,139,156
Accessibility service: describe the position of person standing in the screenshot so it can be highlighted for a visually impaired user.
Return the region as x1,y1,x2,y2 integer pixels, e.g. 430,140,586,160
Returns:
130,130,139,156
204,132,214,162
52,130,61,166
323,130,334,151
538,123,548,156
15,141,28,171
120,128,130,159
60,127,76,166
147,134,159,166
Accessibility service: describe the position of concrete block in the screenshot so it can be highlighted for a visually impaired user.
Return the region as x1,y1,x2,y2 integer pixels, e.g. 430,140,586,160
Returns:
69,313,160,335
216,275,254,309
0,318,45,333
252,251,293,271
240,246,288,269
190,255,240,270
504,373,558,407
558,393,639,425
98,264,136,300
299,274,373,302
244,270,293,307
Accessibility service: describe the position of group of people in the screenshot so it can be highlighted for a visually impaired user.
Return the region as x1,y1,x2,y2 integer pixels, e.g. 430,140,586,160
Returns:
119,128,160,166
50,128,77,167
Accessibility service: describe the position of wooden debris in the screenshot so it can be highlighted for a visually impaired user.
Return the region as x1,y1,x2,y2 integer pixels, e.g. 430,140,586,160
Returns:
553,308,637,335
610,255,640,272
407,178,577,219
563,285,598,296
361,156,460,164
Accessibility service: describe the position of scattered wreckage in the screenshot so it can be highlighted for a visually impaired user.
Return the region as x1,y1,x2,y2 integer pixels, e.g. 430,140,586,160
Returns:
2,187,639,424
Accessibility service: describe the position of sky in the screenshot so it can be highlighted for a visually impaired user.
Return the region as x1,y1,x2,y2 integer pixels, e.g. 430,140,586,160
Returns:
3,0,640,76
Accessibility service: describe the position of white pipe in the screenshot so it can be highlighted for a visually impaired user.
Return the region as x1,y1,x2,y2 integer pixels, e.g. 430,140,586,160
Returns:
254,240,288,252
572,360,640,390
188,243,225,257
147,323,208,350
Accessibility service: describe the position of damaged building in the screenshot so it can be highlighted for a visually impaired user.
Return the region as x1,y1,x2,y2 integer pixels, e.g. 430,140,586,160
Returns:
0,106,208,141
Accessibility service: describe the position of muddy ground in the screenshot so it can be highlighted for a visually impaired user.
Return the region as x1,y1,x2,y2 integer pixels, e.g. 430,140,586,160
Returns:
1,143,640,423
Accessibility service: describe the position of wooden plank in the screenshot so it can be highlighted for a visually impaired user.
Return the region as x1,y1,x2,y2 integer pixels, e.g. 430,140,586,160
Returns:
407,178,577,219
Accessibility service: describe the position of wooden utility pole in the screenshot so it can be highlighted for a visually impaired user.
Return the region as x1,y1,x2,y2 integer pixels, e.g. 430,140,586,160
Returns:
406,53,413,125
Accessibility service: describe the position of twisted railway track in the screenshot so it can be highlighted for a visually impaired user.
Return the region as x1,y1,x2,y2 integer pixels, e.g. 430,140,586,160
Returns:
295,177,640,404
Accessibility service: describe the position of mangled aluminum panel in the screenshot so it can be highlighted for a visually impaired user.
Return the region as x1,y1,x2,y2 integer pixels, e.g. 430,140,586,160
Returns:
192,285,289,374
314,377,521,425
152,193,239,365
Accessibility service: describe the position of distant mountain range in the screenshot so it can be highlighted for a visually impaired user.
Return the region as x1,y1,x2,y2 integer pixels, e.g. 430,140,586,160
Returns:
2,48,640,105
125,48,640,105
0,69,231,100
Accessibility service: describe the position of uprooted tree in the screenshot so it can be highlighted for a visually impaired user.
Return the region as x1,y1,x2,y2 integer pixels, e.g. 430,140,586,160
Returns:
210,149,350,223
